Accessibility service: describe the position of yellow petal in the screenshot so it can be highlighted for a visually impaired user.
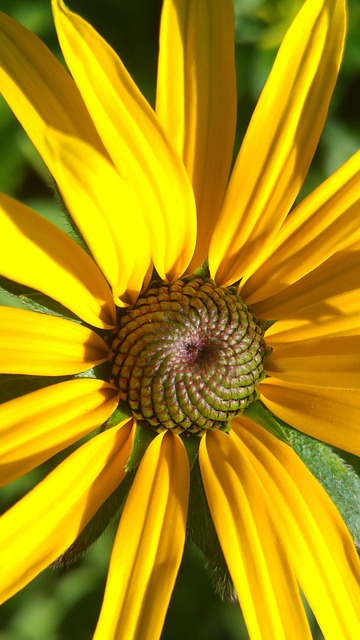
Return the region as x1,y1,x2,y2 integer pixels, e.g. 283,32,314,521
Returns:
260,379,360,455
199,429,311,639
52,0,196,281
242,149,360,304
156,0,236,270
44,128,151,306
94,431,189,640
0,306,109,375
0,10,105,170
232,419,360,639
264,289,360,343
0,379,120,486
209,0,345,287
251,243,360,319
0,194,115,328
0,419,134,604
265,335,360,388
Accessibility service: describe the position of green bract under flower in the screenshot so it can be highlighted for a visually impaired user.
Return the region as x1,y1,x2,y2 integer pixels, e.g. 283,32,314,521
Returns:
110,277,266,433
0,0,360,639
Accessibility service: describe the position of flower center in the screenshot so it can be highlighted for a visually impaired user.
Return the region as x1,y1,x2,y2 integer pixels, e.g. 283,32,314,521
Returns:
110,277,266,433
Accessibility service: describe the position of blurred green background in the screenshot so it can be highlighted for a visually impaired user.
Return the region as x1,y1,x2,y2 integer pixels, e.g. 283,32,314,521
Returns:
0,0,359,638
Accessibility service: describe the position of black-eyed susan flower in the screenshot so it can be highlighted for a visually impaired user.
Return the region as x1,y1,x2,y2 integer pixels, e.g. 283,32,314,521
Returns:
0,0,359,638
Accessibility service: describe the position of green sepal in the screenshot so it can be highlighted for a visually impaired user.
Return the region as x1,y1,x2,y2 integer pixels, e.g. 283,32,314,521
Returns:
75,361,111,383
19,291,80,322
52,469,135,569
101,404,156,471
244,400,289,444
0,374,73,403
0,275,78,322
258,318,275,332
282,425,360,547
187,457,236,602
182,432,200,469
125,422,157,472
54,423,157,567
51,179,90,252
102,401,132,430
192,260,210,279
0,275,31,301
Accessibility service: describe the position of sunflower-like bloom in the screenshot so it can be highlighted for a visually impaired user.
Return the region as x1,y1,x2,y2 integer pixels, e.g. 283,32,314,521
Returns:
0,0,359,638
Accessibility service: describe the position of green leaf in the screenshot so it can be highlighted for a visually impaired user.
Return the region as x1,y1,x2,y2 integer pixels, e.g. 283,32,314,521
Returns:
283,425,360,548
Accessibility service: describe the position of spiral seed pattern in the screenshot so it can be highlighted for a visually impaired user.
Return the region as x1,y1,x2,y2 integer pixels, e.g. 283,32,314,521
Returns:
110,277,266,433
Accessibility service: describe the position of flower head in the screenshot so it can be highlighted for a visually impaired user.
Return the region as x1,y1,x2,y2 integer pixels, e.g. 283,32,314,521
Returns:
0,0,359,638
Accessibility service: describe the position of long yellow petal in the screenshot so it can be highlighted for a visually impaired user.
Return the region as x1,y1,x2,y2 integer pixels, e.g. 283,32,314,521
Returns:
0,11,105,169
0,379,120,486
251,243,360,320
0,194,115,328
94,431,189,640
265,335,360,388
45,128,151,306
264,289,360,343
0,420,134,604
242,150,360,304
209,0,345,287
52,0,196,281
199,430,311,640
0,306,109,375
156,0,236,270
232,419,360,639
260,379,360,455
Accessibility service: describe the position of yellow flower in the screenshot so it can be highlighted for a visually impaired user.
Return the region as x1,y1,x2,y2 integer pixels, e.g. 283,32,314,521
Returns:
0,0,359,638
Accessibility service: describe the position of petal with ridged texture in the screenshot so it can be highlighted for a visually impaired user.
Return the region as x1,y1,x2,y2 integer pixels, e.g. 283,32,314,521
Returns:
242,150,360,304
260,379,360,455
94,431,189,640
231,419,360,639
209,0,345,287
265,335,360,388
264,289,360,343
0,194,115,328
45,129,151,307
200,429,311,640
251,242,360,320
0,420,135,604
156,0,236,270
0,11,105,169
0,306,109,375
0,379,120,486
52,0,196,281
